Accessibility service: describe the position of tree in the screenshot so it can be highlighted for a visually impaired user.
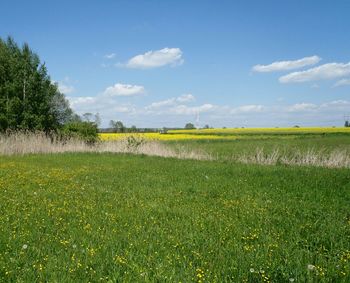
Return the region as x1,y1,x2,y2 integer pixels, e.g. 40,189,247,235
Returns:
185,123,195,129
130,125,137,132
0,36,75,132
50,91,75,125
203,124,210,129
82,113,94,123
110,120,125,133
345,120,349,127
94,113,101,127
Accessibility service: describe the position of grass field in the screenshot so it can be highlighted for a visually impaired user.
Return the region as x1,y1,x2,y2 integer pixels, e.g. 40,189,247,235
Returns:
1,130,350,282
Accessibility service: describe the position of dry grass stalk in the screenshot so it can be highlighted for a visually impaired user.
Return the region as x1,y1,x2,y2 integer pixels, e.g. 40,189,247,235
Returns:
238,147,350,168
0,132,212,161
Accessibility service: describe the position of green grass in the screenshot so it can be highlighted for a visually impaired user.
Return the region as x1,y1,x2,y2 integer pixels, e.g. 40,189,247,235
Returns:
169,134,350,160
1,153,350,282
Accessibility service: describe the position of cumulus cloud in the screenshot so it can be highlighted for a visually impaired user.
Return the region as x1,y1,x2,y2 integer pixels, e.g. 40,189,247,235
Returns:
170,104,215,115
124,48,183,69
104,53,116,59
279,62,350,83
103,83,145,96
68,95,137,121
320,100,350,109
333,78,350,87
252,56,321,73
176,94,195,103
146,94,195,110
231,104,264,114
69,96,96,107
287,103,318,112
58,83,75,94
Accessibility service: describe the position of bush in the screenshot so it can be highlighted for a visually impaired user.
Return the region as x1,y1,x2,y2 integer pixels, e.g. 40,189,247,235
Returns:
60,121,99,144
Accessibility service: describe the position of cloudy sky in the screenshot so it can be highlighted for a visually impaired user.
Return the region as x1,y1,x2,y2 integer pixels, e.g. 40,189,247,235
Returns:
2,0,350,127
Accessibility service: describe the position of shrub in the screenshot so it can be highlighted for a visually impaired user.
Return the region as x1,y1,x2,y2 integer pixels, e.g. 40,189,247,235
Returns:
60,121,99,144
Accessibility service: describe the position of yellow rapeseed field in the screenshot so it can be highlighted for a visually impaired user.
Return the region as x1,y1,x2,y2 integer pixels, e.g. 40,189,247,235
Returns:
168,127,350,134
99,133,237,141
100,127,350,141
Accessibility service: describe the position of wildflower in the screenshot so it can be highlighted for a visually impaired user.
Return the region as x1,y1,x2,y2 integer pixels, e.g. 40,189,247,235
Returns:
22,244,28,250
250,268,255,273
307,264,315,271
72,244,77,249
289,278,295,282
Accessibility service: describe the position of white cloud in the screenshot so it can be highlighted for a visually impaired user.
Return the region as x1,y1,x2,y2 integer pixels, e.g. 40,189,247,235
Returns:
333,78,350,87
104,53,116,59
252,56,321,73
170,104,215,115
103,83,145,96
57,83,75,94
176,94,195,103
231,104,264,114
287,103,318,112
146,94,195,110
146,98,176,110
320,100,350,109
69,96,95,106
113,106,133,113
124,48,183,69
279,62,350,83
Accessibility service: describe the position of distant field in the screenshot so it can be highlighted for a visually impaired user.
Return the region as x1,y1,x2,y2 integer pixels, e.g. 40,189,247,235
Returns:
169,127,350,135
100,127,350,141
0,154,349,282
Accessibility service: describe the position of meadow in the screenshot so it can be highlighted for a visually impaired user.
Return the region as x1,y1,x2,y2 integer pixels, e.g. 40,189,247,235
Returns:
0,129,350,282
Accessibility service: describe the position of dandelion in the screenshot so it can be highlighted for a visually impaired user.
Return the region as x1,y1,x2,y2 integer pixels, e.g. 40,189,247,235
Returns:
22,244,28,250
250,268,255,273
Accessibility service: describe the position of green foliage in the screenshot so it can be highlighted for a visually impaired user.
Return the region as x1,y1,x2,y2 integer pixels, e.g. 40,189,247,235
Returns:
185,122,195,129
61,121,99,144
110,120,125,133
345,120,349,127
0,36,74,132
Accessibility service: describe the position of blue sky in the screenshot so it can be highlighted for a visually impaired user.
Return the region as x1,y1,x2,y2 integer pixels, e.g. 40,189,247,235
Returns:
2,0,350,127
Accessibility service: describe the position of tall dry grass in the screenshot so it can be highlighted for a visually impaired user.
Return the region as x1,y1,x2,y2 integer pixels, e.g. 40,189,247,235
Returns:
1,132,349,168
0,132,211,160
237,147,350,168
